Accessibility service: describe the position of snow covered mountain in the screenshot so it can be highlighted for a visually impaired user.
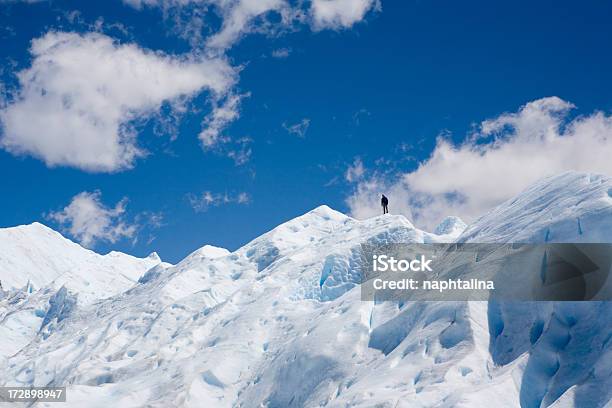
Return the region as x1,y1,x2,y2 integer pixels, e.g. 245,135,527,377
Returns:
0,222,167,302
0,171,610,407
0,225,168,361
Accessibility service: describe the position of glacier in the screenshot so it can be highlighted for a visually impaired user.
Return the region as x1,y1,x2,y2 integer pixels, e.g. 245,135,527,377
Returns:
0,171,610,407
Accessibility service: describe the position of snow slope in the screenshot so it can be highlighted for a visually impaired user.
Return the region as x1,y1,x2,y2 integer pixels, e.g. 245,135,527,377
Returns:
457,172,612,408
457,172,612,244
0,171,610,408
0,222,167,302
0,224,168,360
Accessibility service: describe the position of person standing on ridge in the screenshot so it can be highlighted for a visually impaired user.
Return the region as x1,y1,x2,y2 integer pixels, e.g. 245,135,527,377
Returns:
381,194,389,214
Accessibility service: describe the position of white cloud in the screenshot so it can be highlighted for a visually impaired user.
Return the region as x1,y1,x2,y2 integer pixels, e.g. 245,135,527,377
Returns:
48,191,137,247
271,47,291,58
122,0,379,46
199,92,246,147
115,0,377,162
283,118,310,137
122,0,186,8
345,156,364,182
0,31,236,172
199,93,253,165
237,191,250,203
4,2,378,171
226,136,253,165
122,0,291,50
346,97,612,229
310,0,380,30
187,190,251,212
206,0,288,51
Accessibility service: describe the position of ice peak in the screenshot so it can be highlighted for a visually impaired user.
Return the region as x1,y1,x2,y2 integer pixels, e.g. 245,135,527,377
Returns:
146,252,162,262
304,205,350,222
0,222,166,300
434,216,467,235
188,245,231,260
10,221,57,234
3,222,77,249
27,221,50,229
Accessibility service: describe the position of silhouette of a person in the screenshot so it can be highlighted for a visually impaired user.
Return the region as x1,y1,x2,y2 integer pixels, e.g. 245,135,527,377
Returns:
381,194,389,214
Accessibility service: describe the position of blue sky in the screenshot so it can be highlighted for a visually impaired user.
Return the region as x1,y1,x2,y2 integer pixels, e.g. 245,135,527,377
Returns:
1,0,612,263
